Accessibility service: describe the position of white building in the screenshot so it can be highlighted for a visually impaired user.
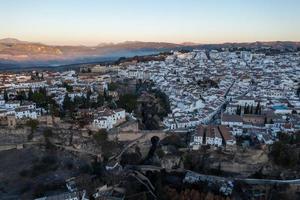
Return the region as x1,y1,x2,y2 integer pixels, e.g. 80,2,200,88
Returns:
92,108,126,130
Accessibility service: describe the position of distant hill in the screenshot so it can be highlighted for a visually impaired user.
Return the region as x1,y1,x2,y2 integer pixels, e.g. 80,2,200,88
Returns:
192,41,300,50
0,38,181,61
0,38,299,69
0,38,31,44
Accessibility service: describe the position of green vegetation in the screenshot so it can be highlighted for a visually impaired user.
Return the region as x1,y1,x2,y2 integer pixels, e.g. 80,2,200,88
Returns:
43,129,53,138
62,82,73,92
42,129,56,149
236,105,242,115
19,155,58,178
33,181,65,198
62,91,106,118
156,148,165,159
242,103,262,115
117,94,138,112
26,119,39,141
16,91,27,101
108,82,118,91
270,132,300,168
3,90,8,101
153,90,171,118
96,94,105,107
297,84,300,97
161,134,185,148
93,129,108,143
26,119,39,133
93,129,120,158
26,87,61,116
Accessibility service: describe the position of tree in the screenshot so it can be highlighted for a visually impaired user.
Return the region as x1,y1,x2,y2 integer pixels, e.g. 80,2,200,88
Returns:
297,85,300,97
84,90,92,108
62,93,72,111
28,88,33,101
255,102,260,114
236,105,241,115
93,129,108,144
16,91,27,101
49,102,60,117
38,87,47,96
96,94,104,107
26,119,39,134
63,82,73,92
4,90,8,101
117,94,137,112
108,82,118,91
250,105,253,114
271,141,298,167
264,117,267,124
31,88,48,108
243,104,247,114
43,129,53,138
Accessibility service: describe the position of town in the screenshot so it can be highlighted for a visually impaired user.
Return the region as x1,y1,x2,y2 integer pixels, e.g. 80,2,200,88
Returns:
0,47,300,199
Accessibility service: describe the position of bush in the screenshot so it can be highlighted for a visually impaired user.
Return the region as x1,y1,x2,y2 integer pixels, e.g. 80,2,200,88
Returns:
41,155,57,165
156,148,165,159
108,82,118,91
120,153,142,166
33,182,65,198
21,155,58,178
79,164,93,174
93,129,108,144
161,134,185,148
117,94,137,112
26,119,39,133
19,169,29,177
65,162,74,170
271,141,299,168
43,129,53,138
27,133,34,141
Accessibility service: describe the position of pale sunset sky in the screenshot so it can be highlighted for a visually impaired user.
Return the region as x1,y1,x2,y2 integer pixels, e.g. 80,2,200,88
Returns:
1,0,300,46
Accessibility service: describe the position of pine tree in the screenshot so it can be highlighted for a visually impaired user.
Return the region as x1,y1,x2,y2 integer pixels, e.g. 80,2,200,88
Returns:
244,104,249,114
244,104,247,114
264,117,267,124
63,93,72,110
297,85,300,97
255,102,260,115
28,88,33,101
236,105,241,115
97,94,104,107
4,90,8,101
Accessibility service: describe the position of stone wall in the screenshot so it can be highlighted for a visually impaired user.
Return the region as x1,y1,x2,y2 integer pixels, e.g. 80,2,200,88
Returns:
0,127,31,135
0,144,23,152
109,130,166,142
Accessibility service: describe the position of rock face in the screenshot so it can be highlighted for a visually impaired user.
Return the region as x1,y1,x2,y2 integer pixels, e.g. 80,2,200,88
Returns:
161,155,182,169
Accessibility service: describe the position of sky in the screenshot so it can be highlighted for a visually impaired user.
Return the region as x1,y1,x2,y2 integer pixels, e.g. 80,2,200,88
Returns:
1,0,300,46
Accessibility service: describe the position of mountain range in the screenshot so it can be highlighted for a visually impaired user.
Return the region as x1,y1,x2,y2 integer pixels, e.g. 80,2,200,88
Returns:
0,38,300,69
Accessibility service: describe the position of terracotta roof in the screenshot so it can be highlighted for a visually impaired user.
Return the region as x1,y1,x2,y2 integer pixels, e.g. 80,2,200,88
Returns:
222,114,243,123
195,125,205,137
218,125,234,141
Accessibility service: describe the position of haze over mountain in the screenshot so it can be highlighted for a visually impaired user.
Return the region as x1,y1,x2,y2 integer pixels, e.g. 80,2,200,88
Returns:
0,38,182,59
0,38,300,69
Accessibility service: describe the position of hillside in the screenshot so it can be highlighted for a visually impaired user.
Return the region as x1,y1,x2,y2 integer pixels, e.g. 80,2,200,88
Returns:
0,38,300,69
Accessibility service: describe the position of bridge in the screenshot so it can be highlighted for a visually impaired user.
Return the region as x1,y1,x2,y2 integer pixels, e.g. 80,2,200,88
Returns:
126,165,300,186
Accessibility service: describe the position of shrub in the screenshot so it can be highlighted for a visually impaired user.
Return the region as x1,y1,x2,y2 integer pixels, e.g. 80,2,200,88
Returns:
93,129,108,144
26,119,39,133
